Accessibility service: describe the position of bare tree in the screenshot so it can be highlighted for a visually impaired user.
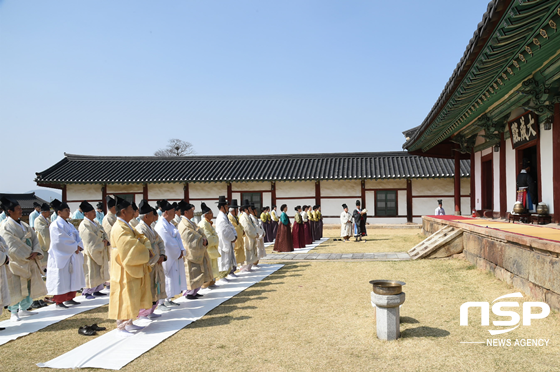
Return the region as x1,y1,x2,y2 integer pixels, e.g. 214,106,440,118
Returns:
154,139,196,157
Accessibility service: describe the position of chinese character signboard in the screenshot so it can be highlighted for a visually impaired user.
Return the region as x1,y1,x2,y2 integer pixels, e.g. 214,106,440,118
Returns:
508,111,539,149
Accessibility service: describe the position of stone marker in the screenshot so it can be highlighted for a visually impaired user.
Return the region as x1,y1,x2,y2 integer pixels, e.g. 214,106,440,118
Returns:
371,292,406,341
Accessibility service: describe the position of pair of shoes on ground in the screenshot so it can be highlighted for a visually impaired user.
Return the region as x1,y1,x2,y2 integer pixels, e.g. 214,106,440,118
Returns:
84,291,107,300
78,323,106,336
10,309,38,322
56,299,81,309
30,299,49,309
185,293,203,300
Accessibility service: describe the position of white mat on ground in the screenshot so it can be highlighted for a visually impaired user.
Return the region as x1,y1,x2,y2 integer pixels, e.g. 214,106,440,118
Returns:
0,290,110,346
38,264,284,370
265,237,329,253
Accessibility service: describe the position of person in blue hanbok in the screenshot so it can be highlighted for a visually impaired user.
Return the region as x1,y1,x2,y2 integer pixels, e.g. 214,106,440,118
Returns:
29,202,41,229
95,202,105,225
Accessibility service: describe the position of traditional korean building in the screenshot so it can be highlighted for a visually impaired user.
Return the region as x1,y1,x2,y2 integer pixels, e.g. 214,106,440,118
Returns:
403,0,560,222
0,192,49,223
403,0,560,310
35,152,470,224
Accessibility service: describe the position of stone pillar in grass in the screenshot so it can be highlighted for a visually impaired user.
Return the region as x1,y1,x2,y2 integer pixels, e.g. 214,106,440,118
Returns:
371,292,406,341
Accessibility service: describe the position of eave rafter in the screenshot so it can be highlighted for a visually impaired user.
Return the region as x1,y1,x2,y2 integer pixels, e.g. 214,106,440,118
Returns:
405,0,560,153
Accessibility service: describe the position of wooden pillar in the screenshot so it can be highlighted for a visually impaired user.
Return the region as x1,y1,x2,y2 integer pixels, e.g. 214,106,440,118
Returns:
361,180,366,209
102,184,107,212
184,182,189,203
454,150,461,215
554,103,560,223
62,185,67,203
227,182,232,203
315,181,321,206
271,182,276,207
500,133,507,219
143,184,148,201
470,151,475,213
406,178,412,223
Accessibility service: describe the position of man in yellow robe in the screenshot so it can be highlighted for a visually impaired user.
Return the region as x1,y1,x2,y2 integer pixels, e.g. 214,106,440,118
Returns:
227,200,244,270
238,200,257,272
34,203,51,270
102,196,117,245
197,203,220,288
135,200,167,320
177,201,211,300
108,196,152,337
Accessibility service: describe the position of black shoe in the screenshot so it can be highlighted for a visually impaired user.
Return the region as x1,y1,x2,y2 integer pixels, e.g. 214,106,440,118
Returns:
78,326,97,336
30,300,42,309
93,292,107,296
195,293,203,297
38,300,48,308
186,295,198,300
89,323,106,331
56,303,69,309
64,299,81,306
0,327,5,331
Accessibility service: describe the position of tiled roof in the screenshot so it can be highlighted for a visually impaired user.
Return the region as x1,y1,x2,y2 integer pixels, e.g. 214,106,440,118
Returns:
35,152,471,184
0,193,48,210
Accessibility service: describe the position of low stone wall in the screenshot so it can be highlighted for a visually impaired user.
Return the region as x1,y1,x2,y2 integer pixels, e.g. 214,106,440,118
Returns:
422,216,560,311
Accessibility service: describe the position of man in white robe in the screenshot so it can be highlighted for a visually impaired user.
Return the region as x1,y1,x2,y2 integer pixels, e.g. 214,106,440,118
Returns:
340,204,352,241
238,200,258,272
47,199,86,308
154,200,186,310
215,196,237,281
29,202,41,229
79,201,109,299
0,197,47,321
435,200,445,215
0,235,11,331
172,203,181,227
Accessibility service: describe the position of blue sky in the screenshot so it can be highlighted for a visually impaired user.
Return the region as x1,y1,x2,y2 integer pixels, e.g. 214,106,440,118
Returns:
1,0,491,192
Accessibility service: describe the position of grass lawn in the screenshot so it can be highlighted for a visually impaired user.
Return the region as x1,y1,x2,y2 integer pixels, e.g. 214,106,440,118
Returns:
2,230,559,371
306,227,425,253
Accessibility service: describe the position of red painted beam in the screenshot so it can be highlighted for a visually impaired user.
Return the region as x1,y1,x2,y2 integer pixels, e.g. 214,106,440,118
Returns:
454,150,461,215
554,103,560,224
470,151,475,213
500,133,507,218
407,179,412,223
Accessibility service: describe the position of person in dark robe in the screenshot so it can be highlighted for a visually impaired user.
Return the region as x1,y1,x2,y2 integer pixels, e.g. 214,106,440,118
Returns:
517,158,537,212
292,206,305,249
274,205,294,252
260,206,271,243
316,205,323,239
353,200,366,242
302,205,313,245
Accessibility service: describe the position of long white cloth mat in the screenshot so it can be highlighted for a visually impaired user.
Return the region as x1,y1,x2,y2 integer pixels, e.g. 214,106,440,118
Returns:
0,290,110,346
38,264,283,370
265,237,329,253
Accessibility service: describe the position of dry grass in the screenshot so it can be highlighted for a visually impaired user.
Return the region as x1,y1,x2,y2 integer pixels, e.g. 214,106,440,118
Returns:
308,227,425,253
2,232,559,371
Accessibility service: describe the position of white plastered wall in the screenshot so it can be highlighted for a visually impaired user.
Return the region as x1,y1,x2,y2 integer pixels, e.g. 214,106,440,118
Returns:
278,198,315,218
189,182,227,199
364,179,407,189
540,124,554,214
231,181,271,192
147,183,184,200
475,151,482,210
493,150,500,212
66,184,103,201
276,181,314,197
262,192,272,209
398,190,407,216
322,198,362,219
107,184,143,193
320,180,360,196
412,179,453,196
413,197,454,216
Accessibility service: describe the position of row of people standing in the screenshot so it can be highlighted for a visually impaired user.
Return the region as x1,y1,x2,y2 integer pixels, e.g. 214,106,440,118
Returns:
273,204,324,252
